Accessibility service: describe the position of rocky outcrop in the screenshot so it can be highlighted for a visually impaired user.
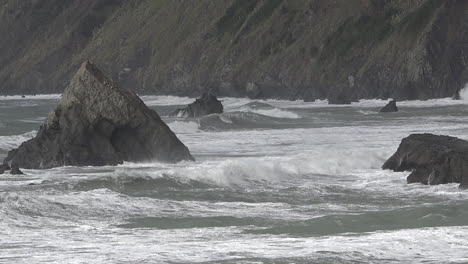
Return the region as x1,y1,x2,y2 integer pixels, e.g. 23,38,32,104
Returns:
170,93,223,118
380,100,398,112
3,61,194,169
382,134,468,187
10,165,23,175
0,1,467,102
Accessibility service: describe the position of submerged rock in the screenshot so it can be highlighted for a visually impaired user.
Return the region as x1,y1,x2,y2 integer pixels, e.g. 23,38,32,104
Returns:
382,134,468,187
171,93,223,118
3,61,193,169
380,100,398,113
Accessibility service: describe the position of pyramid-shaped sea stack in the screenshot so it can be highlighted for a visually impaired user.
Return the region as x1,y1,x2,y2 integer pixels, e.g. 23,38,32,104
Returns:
4,61,193,169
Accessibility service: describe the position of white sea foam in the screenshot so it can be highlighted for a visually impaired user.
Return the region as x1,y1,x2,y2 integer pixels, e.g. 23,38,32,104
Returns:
0,130,36,152
141,95,194,106
242,107,301,119
459,83,468,101
167,121,200,134
220,96,468,110
165,147,389,188
3,93,468,264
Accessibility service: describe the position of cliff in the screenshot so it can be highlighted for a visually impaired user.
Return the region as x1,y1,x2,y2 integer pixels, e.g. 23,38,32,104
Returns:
0,0,467,101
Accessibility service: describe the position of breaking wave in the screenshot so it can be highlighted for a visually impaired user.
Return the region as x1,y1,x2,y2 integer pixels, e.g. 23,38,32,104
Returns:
0,130,36,152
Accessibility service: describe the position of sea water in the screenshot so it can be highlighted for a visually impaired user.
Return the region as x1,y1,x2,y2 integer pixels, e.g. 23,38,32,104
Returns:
1,95,468,263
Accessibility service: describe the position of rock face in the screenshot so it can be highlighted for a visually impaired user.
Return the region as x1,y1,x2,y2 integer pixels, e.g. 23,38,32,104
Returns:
382,134,468,187
380,100,398,112
171,93,223,118
0,1,467,102
10,165,23,175
3,61,194,169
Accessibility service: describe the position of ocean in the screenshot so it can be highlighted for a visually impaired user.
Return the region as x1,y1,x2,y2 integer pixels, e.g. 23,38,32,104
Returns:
1,94,468,263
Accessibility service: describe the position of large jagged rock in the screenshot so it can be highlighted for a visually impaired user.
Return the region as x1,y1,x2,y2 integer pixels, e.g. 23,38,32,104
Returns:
382,134,468,187
380,100,398,113
3,61,194,169
170,93,223,118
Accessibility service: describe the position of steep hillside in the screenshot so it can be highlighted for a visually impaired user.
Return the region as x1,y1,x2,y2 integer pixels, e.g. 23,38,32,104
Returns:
0,0,467,101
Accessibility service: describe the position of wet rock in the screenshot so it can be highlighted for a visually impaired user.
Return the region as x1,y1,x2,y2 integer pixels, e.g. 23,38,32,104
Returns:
3,60,193,169
10,165,24,175
382,133,468,187
380,100,398,113
171,93,223,118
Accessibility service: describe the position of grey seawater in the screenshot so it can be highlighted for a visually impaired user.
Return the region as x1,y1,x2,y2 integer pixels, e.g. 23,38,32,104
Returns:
2,95,468,263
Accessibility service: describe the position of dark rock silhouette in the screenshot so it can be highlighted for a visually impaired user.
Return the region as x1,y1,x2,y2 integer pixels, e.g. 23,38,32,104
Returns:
382,134,468,187
380,100,398,112
171,93,223,118
0,164,9,174
3,61,193,169
328,92,352,105
10,165,24,175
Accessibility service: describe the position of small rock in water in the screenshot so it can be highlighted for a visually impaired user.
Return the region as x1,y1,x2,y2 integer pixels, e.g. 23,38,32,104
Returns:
170,93,223,118
10,165,24,175
328,91,352,105
380,99,398,112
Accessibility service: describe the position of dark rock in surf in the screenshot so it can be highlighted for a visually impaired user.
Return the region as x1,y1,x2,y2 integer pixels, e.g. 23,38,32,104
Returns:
10,165,24,175
382,133,468,187
380,99,398,113
453,90,461,100
170,93,223,118
328,92,352,105
3,60,194,169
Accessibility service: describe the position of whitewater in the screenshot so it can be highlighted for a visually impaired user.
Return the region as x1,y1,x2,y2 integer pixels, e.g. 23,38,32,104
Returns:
2,94,468,263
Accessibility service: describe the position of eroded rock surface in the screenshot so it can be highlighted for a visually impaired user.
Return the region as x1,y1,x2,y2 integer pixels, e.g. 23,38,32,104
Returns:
382,134,468,187
3,61,193,169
